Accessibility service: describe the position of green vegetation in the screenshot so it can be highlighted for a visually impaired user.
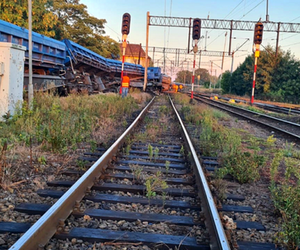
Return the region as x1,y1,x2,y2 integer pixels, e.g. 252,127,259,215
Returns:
270,150,300,249
174,93,266,183
89,140,97,153
148,144,153,160
76,159,87,170
158,105,169,116
175,68,213,86
129,164,144,184
174,93,300,248
145,171,168,200
1,92,138,153
179,145,185,155
0,92,140,189
221,46,300,104
135,118,166,143
154,147,159,161
165,161,170,175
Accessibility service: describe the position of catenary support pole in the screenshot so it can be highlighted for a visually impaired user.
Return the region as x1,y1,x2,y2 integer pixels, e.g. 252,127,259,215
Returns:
143,12,150,92
251,44,260,105
191,43,198,99
120,35,127,94
275,22,280,58
28,0,33,106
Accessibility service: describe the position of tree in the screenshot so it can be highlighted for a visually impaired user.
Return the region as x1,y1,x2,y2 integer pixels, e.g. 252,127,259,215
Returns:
223,45,300,104
49,0,119,58
50,0,105,40
0,0,58,37
230,55,253,96
175,68,210,84
0,0,120,58
221,71,232,93
195,68,210,83
175,70,192,84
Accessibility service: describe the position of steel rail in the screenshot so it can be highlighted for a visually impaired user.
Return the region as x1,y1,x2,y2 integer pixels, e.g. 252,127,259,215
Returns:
197,93,300,115
10,96,156,250
195,95,300,141
203,96,300,128
169,96,230,250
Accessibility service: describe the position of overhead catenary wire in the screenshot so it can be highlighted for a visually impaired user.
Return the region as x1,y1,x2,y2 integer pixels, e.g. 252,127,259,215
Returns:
282,41,300,47
166,0,173,48
239,0,265,19
223,0,245,19
207,0,263,48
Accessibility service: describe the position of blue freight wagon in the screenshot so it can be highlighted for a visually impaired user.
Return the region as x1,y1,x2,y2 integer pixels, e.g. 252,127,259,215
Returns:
0,19,170,93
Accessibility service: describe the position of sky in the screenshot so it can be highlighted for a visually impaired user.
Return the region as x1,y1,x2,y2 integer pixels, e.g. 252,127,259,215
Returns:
81,0,300,79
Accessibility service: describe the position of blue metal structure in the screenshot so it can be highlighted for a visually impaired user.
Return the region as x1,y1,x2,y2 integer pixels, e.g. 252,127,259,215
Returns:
0,19,170,93
106,59,144,76
147,67,162,82
0,20,66,68
63,39,109,73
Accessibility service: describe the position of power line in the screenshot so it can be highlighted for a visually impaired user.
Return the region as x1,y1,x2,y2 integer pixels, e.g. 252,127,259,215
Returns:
280,34,299,41
207,0,245,44
167,0,173,48
225,0,262,20
104,24,121,41
207,0,263,50
239,0,265,19
224,0,244,19
290,16,300,22
282,41,300,47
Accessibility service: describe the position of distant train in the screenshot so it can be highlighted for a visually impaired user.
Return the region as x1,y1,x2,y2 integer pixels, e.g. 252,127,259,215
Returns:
147,67,171,91
0,19,170,94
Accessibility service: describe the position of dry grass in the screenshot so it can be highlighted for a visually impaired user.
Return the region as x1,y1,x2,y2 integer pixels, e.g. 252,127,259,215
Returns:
0,92,143,191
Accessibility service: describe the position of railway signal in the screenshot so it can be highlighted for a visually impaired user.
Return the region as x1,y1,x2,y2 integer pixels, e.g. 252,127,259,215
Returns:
251,21,263,105
191,18,200,100
122,13,131,35
254,22,263,45
120,13,131,95
192,18,201,40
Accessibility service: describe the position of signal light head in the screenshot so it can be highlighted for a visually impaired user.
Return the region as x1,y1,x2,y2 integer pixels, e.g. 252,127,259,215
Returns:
122,13,131,35
254,22,263,45
192,18,201,40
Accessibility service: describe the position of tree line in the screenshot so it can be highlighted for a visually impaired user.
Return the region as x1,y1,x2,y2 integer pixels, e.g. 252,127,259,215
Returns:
221,46,300,104
175,68,219,88
0,0,120,58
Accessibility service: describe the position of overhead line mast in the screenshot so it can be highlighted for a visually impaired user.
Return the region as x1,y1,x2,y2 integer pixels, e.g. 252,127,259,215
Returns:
148,15,300,56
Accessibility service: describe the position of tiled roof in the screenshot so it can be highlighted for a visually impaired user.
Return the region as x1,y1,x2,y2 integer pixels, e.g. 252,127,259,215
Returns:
119,43,146,57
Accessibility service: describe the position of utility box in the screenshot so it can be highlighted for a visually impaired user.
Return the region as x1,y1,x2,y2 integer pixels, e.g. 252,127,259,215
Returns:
0,42,26,120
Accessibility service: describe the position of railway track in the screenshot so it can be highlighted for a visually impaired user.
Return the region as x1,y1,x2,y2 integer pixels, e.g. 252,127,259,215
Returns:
198,93,300,115
2,95,277,249
194,94,300,142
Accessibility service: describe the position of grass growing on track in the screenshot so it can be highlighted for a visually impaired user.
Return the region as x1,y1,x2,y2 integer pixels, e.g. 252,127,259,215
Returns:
173,93,300,249
173,93,264,183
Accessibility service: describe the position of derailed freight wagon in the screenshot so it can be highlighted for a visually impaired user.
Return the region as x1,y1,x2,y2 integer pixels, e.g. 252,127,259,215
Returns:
0,19,170,94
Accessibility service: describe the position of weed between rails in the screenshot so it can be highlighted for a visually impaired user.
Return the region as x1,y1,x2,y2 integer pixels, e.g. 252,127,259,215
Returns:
145,171,168,201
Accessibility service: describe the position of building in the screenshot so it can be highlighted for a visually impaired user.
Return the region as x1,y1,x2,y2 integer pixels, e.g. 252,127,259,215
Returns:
119,43,151,67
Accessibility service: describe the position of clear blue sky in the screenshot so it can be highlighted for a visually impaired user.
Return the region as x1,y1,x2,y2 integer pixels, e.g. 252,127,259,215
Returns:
81,0,300,78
